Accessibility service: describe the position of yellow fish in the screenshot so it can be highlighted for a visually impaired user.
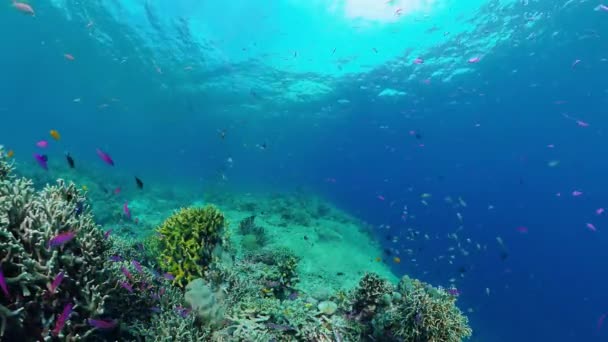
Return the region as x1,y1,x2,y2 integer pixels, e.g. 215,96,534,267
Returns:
50,129,61,141
82,185,88,191
6,150,14,158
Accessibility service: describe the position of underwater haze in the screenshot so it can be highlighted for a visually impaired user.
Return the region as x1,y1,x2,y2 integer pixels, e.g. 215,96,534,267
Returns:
2,0,608,341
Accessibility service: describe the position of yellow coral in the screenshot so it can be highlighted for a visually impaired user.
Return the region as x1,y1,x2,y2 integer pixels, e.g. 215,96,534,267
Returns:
156,205,226,287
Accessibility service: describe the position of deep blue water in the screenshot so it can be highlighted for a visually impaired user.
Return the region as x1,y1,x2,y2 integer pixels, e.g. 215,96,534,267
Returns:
2,0,608,341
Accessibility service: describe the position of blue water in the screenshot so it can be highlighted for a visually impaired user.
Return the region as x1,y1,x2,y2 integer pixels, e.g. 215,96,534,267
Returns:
2,0,608,341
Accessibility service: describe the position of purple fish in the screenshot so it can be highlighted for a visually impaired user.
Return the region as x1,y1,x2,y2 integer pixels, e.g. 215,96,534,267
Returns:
48,232,76,248
48,271,65,294
132,260,143,274
103,229,112,240
109,255,123,262
52,303,73,336
150,306,161,313
33,153,48,170
123,201,131,219
0,266,10,298
96,148,114,166
447,288,460,296
88,318,117,330
174,306,191,318
119,281,133,293
163,272,175,280
120,266,132,280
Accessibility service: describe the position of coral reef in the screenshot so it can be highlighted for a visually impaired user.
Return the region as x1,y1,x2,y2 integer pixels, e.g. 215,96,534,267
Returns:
245,248,300,300
0,146,115,339
238,215,267,248
0,146,473,341
371,275,472,342
156,206,227,287
185,278,225,329
0,146,194,341
128,279,205,342
350,273,395,322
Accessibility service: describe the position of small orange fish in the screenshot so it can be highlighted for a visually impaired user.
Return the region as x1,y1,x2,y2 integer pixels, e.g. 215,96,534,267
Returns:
50,129,61,141
393,257,401,264
375,257,382,262
6,150,14,158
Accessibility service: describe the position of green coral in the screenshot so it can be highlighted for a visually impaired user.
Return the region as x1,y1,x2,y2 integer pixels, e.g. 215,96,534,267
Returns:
372,275,472,342
156,206,226,287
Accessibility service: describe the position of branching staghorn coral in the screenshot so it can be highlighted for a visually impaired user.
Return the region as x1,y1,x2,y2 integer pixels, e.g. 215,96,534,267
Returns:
349,273,394,322
0,159,116,340
128,278,208,342
372,275,472,342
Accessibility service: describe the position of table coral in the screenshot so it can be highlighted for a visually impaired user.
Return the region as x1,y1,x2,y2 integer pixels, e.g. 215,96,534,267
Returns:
156,206,226,287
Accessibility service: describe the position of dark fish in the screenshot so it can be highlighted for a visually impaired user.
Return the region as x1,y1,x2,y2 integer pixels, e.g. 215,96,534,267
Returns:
383,248,392,256
415,133,422,140
500,251,509,261
65,153,75,168
135,176,144,189
74,202,84,216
